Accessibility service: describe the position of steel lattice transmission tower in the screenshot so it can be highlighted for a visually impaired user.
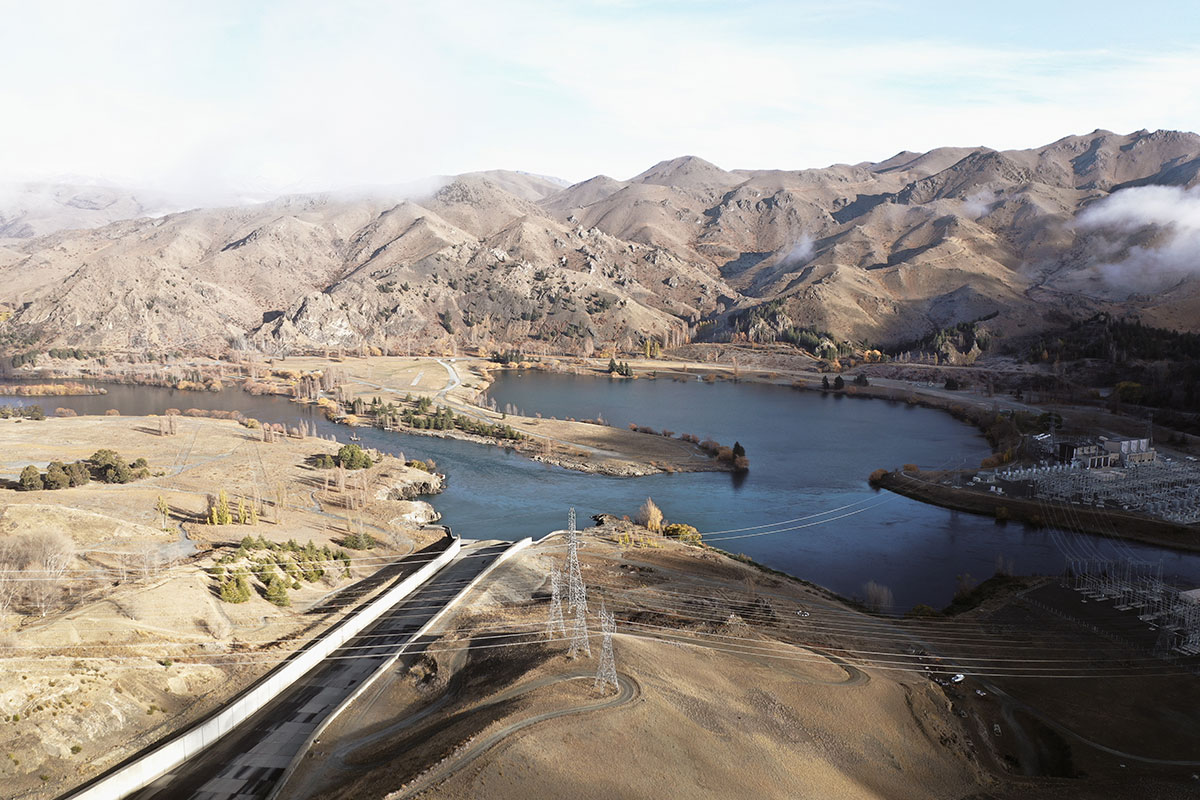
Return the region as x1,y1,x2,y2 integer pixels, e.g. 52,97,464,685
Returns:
594,601,618,693
566,507,591,658
546,566,566,639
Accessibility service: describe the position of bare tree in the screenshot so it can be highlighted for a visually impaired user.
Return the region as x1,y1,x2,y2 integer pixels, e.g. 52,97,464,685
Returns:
863,580,894,613
0,538,28,619
22,574,58,617
273,481,288,525
139,548,164,580
24,531,74,579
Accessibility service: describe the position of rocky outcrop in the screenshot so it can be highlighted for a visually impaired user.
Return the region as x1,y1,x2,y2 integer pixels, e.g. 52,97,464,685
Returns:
3,130,1200,354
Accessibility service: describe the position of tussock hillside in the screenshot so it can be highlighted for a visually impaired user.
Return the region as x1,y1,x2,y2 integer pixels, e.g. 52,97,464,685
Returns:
2,130,1200,355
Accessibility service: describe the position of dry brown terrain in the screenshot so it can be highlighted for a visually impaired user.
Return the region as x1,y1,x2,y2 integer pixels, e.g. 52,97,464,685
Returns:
0,415,445,798
281,527,994,800
275,518,1200,800
3,130,1200,357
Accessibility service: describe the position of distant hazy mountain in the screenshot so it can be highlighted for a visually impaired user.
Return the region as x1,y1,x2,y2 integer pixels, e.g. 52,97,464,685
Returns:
0,181,159,239
2,130,1199,355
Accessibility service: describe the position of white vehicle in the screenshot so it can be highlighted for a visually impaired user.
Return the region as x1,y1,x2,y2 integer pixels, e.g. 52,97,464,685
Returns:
951,673,965,683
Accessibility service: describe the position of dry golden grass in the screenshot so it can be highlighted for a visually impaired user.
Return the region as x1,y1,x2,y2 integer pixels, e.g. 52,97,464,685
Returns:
0,415,445,795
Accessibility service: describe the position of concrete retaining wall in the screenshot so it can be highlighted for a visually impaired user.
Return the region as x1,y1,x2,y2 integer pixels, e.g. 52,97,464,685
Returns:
65,539,462,800
268,536,534,800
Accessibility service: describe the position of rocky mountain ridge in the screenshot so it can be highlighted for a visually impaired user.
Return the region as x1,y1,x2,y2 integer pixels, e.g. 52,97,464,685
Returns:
2,129,1199,356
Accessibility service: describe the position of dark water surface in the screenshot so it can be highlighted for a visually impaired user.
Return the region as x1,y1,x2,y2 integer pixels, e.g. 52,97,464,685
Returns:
5,376,1199,610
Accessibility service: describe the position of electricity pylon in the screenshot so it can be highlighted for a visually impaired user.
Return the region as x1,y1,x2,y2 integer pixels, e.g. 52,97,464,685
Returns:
547,566,566,639
566,508,590,658
594,601,618,693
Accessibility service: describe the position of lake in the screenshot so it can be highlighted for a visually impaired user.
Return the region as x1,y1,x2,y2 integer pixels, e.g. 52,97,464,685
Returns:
4,373,1199,611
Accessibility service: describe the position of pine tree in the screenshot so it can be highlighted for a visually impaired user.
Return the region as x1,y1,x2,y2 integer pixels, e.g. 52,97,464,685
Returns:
219,572,252,603
265,576,291,606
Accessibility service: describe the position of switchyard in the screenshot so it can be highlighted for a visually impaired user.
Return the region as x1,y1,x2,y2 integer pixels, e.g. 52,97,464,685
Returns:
987,460,1200,525
1049,529,1200,658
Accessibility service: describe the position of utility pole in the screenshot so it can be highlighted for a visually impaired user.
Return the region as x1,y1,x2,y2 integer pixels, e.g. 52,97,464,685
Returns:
594,601,618,693
547,566,566,640
566,508,590,658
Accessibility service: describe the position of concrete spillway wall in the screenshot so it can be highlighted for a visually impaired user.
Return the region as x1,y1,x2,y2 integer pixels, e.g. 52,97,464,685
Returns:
267,536,534,800
64,538,463,800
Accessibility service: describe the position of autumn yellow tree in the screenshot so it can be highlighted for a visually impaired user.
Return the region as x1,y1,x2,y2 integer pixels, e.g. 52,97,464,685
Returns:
155,496,170,530
636,497,663,533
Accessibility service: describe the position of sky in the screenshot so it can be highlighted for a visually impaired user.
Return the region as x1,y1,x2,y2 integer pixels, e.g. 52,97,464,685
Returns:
2,0,1200,200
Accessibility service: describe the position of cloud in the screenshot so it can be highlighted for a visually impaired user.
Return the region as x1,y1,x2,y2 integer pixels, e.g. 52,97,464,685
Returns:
2,2,1200,200
781,235,815,266
961,191,995,219
1076,185,1200,294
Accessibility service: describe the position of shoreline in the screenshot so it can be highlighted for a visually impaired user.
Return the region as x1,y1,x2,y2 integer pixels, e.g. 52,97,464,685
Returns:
364,422,728,477
875,469,1200,555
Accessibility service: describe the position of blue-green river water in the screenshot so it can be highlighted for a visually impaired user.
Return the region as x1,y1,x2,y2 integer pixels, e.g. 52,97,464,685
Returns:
5,373,1198,610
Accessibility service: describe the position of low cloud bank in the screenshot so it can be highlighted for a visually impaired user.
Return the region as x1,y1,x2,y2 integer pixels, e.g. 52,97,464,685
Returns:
1077,184,1200,294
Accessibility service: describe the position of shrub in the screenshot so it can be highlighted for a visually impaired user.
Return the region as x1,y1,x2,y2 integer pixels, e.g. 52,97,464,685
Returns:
663,523,701,544
335,444,372,470
65,462,90,487
44,462,70,490
18,465,42,491
108,462,134,483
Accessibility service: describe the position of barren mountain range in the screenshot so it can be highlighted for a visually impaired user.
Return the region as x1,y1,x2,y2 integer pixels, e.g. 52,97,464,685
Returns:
2,128,1199,356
